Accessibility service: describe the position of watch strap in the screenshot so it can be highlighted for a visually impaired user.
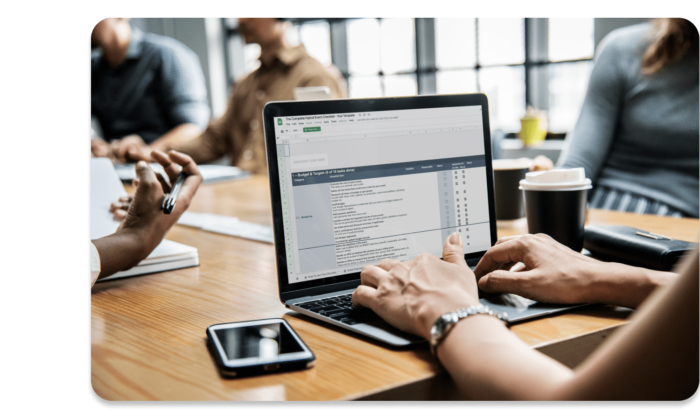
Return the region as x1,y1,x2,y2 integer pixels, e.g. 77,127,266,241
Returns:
429,305,509,355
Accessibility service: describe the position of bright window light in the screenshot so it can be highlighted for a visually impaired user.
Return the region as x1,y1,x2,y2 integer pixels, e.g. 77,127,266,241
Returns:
436,18,476,69
380,18,416,74
347,19,381,75
478,18,525,66
549,18,594,62
300,21,332,66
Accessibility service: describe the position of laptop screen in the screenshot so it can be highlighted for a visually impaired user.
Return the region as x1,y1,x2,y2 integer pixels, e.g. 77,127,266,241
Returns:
271,104,493,285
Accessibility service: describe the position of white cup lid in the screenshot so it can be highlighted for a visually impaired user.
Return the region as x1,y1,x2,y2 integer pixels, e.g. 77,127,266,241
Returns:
519,168,592,191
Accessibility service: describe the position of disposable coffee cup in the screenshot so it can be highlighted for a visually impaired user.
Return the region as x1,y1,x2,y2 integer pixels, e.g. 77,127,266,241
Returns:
519,168,592,252
493,159,531,225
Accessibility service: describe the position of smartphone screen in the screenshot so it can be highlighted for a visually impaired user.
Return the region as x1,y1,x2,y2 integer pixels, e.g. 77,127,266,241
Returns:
214,321,305,362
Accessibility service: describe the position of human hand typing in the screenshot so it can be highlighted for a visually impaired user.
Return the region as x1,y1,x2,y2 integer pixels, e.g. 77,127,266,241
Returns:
474,234,673,308
352,233,480,339
474,234,601,304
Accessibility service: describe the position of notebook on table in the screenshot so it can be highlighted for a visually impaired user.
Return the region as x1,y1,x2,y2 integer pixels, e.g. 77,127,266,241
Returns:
99,239,199,281
91,158,199,281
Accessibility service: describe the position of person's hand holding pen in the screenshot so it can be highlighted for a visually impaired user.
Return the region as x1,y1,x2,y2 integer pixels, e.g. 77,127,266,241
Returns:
110,149,199,219
96,150,202,279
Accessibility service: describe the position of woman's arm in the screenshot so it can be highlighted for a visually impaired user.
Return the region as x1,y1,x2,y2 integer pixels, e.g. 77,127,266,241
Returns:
353,233,697,400
436,313,574,400
438,249,697,400
559,32,626,182
555,250,698,400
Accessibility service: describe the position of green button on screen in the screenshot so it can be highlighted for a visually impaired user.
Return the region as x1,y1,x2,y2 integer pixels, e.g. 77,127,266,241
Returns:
303,127,321,132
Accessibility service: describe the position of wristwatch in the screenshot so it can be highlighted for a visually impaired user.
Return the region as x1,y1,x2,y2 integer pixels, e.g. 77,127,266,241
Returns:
429,305,510,355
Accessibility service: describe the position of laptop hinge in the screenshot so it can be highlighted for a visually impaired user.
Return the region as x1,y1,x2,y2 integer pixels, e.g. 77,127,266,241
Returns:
466,257,481,267
281,279,360,303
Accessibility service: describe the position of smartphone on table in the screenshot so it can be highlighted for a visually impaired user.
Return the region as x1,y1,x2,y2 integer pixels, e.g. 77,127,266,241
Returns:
206,318,315,378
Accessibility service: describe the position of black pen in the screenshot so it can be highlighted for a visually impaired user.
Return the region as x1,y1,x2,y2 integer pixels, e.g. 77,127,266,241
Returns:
162,172,188,214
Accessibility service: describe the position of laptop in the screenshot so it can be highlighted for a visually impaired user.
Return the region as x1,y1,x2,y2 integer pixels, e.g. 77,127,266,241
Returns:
262,94,583,347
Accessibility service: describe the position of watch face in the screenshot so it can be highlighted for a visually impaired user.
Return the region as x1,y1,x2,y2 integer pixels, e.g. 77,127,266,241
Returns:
431,315,447,339
430,324,440,340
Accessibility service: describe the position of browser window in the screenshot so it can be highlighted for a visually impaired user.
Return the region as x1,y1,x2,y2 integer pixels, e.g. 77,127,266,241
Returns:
273,106,492,284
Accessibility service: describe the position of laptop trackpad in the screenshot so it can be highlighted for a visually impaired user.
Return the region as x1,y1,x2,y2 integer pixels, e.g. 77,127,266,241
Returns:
353,321,424,346
480,293,584,322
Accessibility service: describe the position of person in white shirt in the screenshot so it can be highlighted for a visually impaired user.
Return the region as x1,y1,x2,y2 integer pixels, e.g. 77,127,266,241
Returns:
90,150,202,286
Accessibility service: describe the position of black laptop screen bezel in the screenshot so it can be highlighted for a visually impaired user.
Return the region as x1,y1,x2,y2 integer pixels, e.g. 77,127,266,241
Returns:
262,94,498,300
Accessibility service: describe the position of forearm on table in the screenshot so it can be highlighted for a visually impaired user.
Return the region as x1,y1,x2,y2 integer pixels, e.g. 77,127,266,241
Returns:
437,315,574,400
589,263,677,309
168,125,229,164
91,228,152,279
554,251,699,400
150,123,202,151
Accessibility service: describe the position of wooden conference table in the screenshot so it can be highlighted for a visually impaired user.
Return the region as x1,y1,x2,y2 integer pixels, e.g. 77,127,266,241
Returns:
91,176,699,401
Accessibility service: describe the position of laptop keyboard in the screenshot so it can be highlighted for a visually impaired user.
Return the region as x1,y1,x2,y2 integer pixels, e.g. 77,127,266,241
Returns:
294,293,381,325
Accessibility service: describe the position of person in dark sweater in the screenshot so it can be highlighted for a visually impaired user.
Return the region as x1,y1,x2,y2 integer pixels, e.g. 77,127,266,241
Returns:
91,18,210,162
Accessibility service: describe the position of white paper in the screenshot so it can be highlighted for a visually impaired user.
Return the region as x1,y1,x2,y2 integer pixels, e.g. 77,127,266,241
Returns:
204,220,274,243
197,165,244,181
91,158,127,240
114,163,244,184
177,211,274,244
137,239,199,264
177,211,239,229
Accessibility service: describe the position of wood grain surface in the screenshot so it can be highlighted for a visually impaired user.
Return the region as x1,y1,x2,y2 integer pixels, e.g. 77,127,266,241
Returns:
91,176,699,400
